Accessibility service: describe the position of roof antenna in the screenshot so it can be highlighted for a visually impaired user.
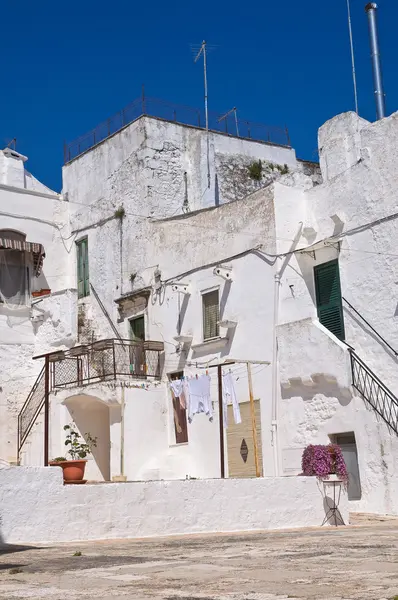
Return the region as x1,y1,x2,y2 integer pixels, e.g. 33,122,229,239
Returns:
218,107,240,137
5,138,17,151
346,0,359,114
194,41,211,189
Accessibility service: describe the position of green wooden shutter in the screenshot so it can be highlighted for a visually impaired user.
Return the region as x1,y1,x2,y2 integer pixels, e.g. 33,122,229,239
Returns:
314,259,345,341
77,241,84,298
203,290,220,340
83,239,90,297
77,239,89,298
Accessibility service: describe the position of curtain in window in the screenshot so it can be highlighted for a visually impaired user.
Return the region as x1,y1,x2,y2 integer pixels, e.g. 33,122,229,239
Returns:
0,249,29,310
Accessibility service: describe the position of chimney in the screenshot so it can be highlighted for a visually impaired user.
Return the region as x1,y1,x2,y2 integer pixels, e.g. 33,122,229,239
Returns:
0,148,28,189
365,3,386,120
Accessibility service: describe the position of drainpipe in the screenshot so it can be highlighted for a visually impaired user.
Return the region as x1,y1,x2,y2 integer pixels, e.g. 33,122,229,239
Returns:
112,386,127,482
120,386,125,477
271,271,281,476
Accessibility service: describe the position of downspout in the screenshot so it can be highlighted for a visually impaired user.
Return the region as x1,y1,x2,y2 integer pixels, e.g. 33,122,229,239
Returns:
271,221,303,477
120,386,125,477
271,270,281,476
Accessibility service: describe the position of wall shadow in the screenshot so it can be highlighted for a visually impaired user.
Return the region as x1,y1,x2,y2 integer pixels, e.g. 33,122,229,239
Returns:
176,293,190,335
281,373,352,406
65,395,111,481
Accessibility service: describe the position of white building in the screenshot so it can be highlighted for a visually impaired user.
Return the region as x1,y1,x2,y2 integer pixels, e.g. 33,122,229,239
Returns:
2,104,398,516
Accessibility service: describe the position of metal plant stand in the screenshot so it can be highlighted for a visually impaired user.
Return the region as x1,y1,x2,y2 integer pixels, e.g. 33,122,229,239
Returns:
322,478,345,527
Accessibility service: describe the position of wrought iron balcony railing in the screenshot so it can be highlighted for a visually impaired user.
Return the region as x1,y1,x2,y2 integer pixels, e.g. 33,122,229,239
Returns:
18,338,164,461
50,338,164,389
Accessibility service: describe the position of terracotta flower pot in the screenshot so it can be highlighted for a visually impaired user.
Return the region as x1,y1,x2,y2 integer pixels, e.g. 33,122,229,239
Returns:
49,459,87,483
32,289,51,298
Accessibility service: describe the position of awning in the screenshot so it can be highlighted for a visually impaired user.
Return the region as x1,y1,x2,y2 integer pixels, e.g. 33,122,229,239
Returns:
0,238,46,276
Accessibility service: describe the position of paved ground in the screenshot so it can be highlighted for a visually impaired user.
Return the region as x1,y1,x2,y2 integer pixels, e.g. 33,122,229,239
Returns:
1,520,398,600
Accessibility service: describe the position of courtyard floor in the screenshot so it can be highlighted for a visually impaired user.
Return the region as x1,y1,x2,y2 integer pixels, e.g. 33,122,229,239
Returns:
1,517,398,600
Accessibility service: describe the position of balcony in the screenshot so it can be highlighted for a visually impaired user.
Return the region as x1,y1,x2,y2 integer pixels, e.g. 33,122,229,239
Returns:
49,338,164,389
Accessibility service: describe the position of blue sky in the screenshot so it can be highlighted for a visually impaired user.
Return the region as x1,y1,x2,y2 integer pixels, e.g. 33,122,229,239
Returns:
2,0,396,191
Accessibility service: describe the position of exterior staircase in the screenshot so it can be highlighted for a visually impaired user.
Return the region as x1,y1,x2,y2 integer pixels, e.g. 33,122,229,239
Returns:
17,366,45,463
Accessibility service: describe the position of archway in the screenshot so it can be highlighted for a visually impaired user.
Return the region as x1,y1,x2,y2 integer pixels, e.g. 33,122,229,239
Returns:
64,394,110,481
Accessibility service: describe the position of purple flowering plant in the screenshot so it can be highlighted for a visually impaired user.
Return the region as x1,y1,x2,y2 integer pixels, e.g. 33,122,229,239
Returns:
301,444,348,481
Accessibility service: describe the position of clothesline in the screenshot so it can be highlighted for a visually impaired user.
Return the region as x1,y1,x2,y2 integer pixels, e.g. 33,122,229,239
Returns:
170,357,270,480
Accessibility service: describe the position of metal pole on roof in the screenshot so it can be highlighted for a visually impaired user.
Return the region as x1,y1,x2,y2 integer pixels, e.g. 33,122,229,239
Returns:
346,0,359,114
365,2,386,120
194,41,211,189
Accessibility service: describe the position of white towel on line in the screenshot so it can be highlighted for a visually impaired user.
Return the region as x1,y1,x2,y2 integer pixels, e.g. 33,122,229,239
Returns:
222,371,241,428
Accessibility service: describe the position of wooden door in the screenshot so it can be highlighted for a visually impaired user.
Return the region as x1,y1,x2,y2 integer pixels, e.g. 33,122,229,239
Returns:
227,399,263,478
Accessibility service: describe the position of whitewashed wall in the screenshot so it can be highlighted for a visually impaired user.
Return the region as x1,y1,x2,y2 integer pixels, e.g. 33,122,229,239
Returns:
62,116,297,213
275,111,398,515
0,159,76,464
0,467,348,544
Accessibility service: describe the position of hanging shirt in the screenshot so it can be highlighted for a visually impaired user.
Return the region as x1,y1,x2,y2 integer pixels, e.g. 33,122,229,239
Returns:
222,371,241,428
169,379,188,410
188,375,212,422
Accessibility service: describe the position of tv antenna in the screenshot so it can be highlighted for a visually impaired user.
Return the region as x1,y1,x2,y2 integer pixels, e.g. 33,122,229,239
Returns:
5,138,17,150
346,0,359,114
218,107,240,137
194,40,211,188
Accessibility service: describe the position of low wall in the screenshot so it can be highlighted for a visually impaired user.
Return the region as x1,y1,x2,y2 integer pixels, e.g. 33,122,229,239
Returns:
0,467,348,544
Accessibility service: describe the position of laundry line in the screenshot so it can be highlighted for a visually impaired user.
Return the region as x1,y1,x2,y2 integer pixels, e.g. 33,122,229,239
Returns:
169,358,270,478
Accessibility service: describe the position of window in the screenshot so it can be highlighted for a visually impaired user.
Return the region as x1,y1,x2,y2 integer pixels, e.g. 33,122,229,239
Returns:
314,259,345,341
0,249,29,306
169,371,188,444
76,238,89,298
130,316,145,342
202,289,220,340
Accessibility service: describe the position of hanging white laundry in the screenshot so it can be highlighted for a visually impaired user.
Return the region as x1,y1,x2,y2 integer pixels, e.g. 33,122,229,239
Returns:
222,371,241,427
188,374,212,422
169,379,188,410
170,379,183,398
181,379,190,410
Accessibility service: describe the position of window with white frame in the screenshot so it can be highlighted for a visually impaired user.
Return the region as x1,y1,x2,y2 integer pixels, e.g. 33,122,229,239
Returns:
202,289,220,340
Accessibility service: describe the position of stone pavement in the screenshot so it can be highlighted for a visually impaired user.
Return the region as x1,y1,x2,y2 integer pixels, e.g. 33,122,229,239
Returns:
1,519,398,600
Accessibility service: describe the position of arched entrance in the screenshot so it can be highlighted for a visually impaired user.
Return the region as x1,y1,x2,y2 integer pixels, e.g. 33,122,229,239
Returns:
64,394,110,481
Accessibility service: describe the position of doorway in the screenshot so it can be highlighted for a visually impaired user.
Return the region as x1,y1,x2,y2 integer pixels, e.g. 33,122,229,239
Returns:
227,399,263,478
332,432,361,500
65,394,111,481
129,316,145,377
130,316,145,342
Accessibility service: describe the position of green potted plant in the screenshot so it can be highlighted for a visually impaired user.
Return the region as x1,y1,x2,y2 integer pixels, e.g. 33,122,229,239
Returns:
50,423,97,484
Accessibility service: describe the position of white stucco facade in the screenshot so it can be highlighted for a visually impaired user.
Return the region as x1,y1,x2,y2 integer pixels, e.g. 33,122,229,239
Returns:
3,109,398,524
0,149,76,464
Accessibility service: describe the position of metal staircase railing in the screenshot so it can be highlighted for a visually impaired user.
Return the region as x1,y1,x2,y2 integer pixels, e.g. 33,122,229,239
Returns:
349,349,398,435
17,366,45,459
343,297,398,357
